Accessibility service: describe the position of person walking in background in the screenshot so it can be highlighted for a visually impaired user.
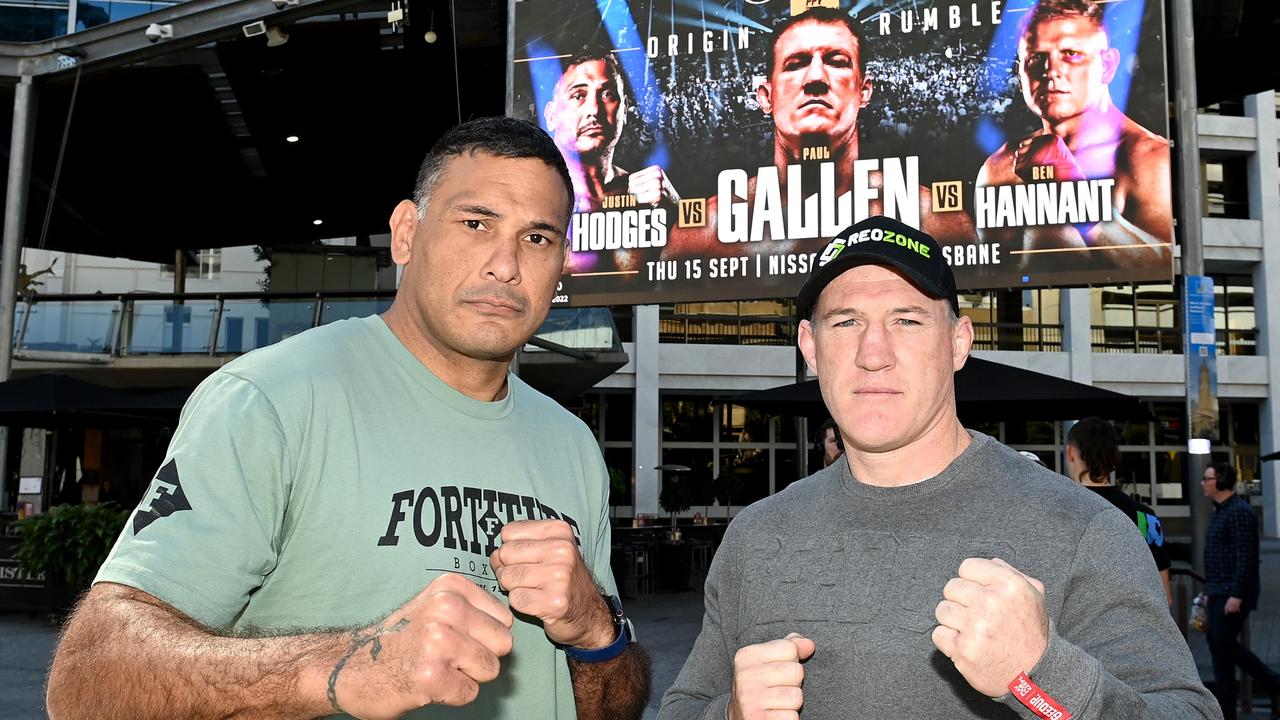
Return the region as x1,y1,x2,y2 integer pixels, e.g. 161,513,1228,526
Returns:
816,417,844,468
1203,461,1280,719
1066,416,1171,602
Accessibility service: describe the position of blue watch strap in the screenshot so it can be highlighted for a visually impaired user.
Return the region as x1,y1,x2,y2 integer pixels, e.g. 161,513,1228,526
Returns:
560,595,631,663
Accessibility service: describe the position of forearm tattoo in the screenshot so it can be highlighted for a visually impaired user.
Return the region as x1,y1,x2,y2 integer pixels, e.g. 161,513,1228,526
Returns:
327,617,411,713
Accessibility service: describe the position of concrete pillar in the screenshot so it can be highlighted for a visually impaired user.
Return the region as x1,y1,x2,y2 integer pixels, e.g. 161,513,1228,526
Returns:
0,76,37,509
1061,288,1093,386
632,304,661,515
1245,90,1280,537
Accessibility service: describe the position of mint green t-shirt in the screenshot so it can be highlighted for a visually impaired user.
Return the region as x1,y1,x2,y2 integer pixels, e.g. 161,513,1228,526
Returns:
97,315,618,719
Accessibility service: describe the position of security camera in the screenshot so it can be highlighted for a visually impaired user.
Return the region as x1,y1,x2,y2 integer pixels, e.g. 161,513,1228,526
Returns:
144,23,173,42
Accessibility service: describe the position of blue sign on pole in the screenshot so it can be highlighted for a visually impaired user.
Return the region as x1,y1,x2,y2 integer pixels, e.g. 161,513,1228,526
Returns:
1184,275,1218,441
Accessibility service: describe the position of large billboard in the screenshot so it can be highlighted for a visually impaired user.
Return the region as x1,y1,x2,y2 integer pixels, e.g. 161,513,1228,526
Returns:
510,0,1173,308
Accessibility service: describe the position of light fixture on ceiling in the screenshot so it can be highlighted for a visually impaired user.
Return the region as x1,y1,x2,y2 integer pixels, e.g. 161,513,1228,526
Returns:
286,135,300,143
265,27,289,47
313,219,324,226
424,10,437,43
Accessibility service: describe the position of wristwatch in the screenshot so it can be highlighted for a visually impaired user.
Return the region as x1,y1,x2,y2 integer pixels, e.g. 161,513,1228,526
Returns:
560,594,633,663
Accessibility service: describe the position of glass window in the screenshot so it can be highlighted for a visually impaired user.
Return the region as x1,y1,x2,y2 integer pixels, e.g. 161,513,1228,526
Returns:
662,396,713,442
1231,402,1260,446
1203,158,1250,218
774,450,798,492
1005,421,1055,445
162,248,222,280
574,395,601,436
1116,452,1153,505
609,306,633,343
776,415,797,443
968,420,1001,439
720,448,770,505
0,4,70,42
604,447,632,506
1134,284,1178,329
1152,403,1186,445
1024,288,1061,326
1113,417,1149,446
113,0,153,21
603,393,633,442
198,249,222,280
659,299,794,346
1213,275,1256,356
1154,451,1186,505
720,404,770,443
1093,285,1134,327
660,448,715,510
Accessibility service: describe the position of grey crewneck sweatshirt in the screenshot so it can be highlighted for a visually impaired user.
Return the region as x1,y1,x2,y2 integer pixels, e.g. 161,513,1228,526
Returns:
658,431,1220,719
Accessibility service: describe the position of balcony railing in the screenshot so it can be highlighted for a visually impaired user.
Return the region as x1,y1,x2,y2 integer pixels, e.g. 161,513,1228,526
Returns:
1089,326,1260,356
970,322,1062,352
658,314,796,346
10,292,622,360
1091,325,1182,354
1218,328,1257,356
13,291,397,358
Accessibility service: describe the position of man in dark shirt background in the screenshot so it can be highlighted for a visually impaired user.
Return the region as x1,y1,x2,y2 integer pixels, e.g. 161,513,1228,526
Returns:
1066,417,1171,601
1202,461,1280,719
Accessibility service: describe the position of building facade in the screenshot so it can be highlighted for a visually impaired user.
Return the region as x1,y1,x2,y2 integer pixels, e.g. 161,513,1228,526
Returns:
584,90,1280,537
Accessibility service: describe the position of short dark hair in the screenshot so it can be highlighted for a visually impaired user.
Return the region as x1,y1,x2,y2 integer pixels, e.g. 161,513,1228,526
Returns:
412,117,574,222
563,46,623,86
1066,417,1121,483
767,7,869,79
1208,461,1236,492
1020,0,1107,41
815,417,842,449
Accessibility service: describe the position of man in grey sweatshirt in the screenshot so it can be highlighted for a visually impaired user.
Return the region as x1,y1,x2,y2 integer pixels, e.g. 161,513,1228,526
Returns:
658,216,1219,720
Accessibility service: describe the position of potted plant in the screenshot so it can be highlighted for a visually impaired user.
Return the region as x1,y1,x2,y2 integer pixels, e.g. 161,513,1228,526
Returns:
712,469,745,523
608,467,628,522
658,474,693,542
13,502,130,617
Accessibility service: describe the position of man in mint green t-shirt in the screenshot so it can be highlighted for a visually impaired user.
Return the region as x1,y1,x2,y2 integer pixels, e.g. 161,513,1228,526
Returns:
46,118,650,720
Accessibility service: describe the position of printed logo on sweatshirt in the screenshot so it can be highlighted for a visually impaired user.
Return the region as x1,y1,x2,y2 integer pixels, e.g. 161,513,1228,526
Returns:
743,531,1016,634
132,458,193,535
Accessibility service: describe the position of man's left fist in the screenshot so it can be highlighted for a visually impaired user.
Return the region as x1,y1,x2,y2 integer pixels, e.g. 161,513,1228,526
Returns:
931,558,1049,698
490,519,612,649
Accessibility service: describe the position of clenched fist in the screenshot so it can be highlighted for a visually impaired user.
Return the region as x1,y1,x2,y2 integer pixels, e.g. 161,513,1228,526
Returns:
329,572,515,720
490,519,614,649
931,558,1049,698
729,633,814,720
626,165,680,208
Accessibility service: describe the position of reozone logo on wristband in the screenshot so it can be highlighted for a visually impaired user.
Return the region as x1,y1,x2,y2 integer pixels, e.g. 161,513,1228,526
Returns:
1009,672,1072,720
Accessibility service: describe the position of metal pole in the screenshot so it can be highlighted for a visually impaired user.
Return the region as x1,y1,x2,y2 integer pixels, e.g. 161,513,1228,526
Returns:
1171,0,1209,575
0,76,38,510
171,248,186,352
794,345,808,480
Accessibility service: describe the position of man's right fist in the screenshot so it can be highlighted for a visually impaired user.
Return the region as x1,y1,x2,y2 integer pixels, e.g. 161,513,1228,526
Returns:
1013,134,1085,184
330,573,515,720
729,633,814,720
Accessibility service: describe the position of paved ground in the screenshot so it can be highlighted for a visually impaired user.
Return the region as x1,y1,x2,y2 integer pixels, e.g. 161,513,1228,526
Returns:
7,543,1280,719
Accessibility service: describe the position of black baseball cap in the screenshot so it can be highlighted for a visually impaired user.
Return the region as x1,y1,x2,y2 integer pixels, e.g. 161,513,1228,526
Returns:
796,216,959,320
